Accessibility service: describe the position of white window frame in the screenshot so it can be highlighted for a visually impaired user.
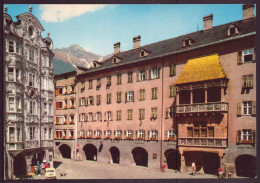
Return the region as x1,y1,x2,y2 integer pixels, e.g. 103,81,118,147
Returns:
8,97,15,112
80,98,85,106
243,101,252,115
8,40,14,53
29,49,35,62
150,130,158,138
80,113,85,122
151,68,159,79
29,127,36,140
115,130,122,137
44,127,48,140
29,101,36,115
137,130,145,138
126,130,133,138
97,112,102,121
242,48,254,63
29,73,36,87
105,130,111,137
9,127,15,142
139,71,146,81
95,130,101,137
107,111,112,121
43,56,49,67
88,113,93,122
87,130,92,137
168,130,175,138
127,91,134,102
242,129,252,141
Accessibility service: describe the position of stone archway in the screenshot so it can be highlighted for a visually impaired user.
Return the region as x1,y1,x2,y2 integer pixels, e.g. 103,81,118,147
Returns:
164,149,181,170
184,151,220,175
110,146,120,164
235,154,256,178
13,153,27,177
132,147,148,167
59,144,71,159
83,144,97,161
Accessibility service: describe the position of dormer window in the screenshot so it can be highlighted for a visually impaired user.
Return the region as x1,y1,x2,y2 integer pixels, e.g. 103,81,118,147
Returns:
139,49,150,58
93,60,102,68
112,56,122,64
183,38,194,47
228,24,239,36
113,57,117,64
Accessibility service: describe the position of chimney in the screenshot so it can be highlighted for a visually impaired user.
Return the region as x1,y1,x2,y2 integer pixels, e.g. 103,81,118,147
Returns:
114,42,120,54
243,4,254,20
133,35,141,49
203,14,213,31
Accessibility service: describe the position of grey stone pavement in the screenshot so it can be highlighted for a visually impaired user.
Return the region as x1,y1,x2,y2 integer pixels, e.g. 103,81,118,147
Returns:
31,157,220,179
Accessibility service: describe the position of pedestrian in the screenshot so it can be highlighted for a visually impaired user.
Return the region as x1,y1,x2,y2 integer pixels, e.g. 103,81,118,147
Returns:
218,168,223,178
192,162,196,175
162,160,166,173
36,161,41,175
94,155,97,161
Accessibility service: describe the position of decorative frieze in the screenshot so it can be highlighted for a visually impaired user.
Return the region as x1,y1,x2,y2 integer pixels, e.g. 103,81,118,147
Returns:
41,140,54,147
178,137,227,148
176,102,228,113
25,140,39,149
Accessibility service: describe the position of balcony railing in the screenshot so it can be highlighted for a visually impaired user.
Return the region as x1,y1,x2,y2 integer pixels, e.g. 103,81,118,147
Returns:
25,140,39,149
178,137,227,148
41,140,54,147
176,102,228,113
7,142,23,150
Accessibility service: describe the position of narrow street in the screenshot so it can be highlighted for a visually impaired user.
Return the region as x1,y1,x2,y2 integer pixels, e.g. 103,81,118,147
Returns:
33,157,217,179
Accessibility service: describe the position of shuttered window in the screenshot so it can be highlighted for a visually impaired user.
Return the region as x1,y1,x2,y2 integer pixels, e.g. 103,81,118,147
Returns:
117,74,122,85
117,92,122,103
139,109,145,120
116,110,122,121
107,93,111,104
151,88,158,99
242,75,253,88
128,73,133,83
169,64,176,76
127,109,133,120
169,85,176,97
139,89,145,101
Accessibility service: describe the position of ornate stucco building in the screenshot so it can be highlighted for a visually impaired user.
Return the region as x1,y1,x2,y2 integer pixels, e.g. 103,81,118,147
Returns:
4,6,55,179
54,4,256,177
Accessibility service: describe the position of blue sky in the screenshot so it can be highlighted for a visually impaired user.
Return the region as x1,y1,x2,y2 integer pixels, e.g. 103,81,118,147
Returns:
4,4,252,56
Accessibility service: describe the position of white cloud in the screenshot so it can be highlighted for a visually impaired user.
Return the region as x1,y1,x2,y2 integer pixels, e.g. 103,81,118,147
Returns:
40,4,107,22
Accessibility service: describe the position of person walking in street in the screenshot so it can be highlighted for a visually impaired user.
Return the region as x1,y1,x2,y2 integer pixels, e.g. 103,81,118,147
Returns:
162,160,166,173
192,162,196,175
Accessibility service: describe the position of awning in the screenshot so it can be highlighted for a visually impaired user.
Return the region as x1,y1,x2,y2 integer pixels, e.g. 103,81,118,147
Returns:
175,54,227,85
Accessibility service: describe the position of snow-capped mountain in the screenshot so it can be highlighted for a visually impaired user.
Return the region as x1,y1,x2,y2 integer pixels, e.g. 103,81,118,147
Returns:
53,44,102,74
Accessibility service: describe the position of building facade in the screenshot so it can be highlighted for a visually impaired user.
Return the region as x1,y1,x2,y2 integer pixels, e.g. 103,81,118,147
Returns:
54,4,256,177
54,71,77,159
4,7,55,179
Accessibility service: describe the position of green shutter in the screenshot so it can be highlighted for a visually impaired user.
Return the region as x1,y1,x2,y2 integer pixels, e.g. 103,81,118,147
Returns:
237,51,242,64
237,102,242,116
252,101,256,115
237,130,241,143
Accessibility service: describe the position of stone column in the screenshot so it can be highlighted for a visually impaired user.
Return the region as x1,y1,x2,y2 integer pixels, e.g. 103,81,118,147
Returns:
190,90,193,104
25,155,33,174
180,153,186,173
205,88,208,103
176,92,179,105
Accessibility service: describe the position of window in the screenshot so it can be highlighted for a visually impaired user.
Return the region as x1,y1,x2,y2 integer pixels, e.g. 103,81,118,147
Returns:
44,103,47,114
69,130,74,138
238,48,254,64
16,43,20,54
87,130,93,137
16,97,21,112
167,130,175,138
97,112,102,122
80,113,85,122
55,101,62,109
149,130,158,139
44,128,48,139
107,76,111,86
48,128,52,139
88,96,94,106
187,123,210,138
126,91,134,102
81,82,85,92
95,130,101,138
115,130,122,138
139,71,146,81
169,64,176,76
208,127,214,137
16,69,20,82
137,130,145,139
169,85,176,97
128,73,133,83
241,129,253,143
70,115,74,122
150,68,159,79
17,127,22,141
88,113,93,122
29,101,36,114
8,68,14,81
140,50,145,57
117,74,122,85
139,89,145,101
30,127,36,140
127,109,133,120
116,110,122,121
106,111,112,121
139,109,145,120
29,49,35,62
107,93,111,104
9,41,14,52
29,73,36,87
105,130,111,137
187,127,193,137
80,130,85,138
8,97,15,112
151,108,157,119
96,95,101,105
151,88,158,99
243,102,252,115
55,88,63,95
80,98,85,106
96,79,101,89
89,80,93,89
242,75,253,88
9,127,15,142
117,92,122,103
55,117,63,124
71,86,75,93
44,56,49,67
126,130,133,138
55,131,62,139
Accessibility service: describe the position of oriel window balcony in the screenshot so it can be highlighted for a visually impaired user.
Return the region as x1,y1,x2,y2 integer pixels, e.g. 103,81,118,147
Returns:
6,142,24,150
178,137,227,148
176,86,228,114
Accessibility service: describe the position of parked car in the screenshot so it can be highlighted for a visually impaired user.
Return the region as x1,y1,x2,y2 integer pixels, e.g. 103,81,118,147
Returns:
45,168,56,179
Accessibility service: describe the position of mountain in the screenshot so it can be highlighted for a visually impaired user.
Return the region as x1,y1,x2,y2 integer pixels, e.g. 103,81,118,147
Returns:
53,44,102,75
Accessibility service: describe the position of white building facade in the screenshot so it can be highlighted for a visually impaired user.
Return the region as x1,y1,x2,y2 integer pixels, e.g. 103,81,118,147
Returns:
4,6,55,179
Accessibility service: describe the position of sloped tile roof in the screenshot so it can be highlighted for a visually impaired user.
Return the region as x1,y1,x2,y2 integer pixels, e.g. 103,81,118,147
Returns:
175,54,227,84
78,17,255,77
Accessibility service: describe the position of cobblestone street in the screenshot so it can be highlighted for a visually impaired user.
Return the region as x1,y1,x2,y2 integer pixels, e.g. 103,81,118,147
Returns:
32,157,218,179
